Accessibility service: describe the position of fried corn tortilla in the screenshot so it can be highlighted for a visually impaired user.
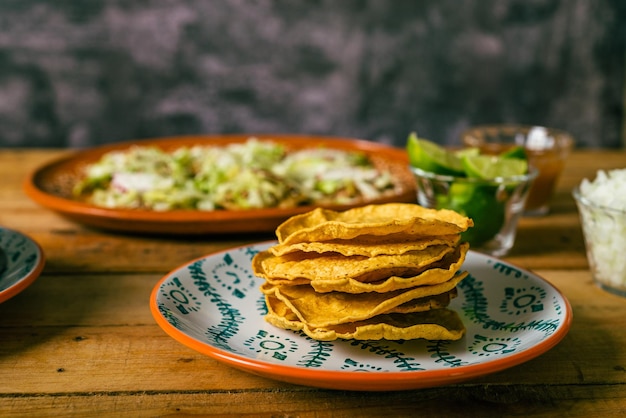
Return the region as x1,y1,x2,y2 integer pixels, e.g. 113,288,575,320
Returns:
265,287,456,321
310,242,468,293
389,288,457,314
265,305,465,341
268,234,460,257
263,242,469,294
253,244,455,284
260,272,466,328
276,203,474,245
256,203,473,341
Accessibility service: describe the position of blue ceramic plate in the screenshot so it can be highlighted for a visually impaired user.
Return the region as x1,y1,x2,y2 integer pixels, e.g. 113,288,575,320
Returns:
0,227,45,304
151,242,572,391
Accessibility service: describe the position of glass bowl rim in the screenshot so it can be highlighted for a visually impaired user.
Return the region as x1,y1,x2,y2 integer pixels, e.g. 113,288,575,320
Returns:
572,186,626,216
409,165,539,185
461,124,575,145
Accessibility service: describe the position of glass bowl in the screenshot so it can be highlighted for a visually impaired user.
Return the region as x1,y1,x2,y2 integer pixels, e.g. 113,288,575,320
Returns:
411,166,537,257
573,186,626,297
462,124,573,216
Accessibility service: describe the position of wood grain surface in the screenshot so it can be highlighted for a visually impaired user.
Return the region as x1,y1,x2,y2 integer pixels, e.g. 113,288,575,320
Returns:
1,149,626,417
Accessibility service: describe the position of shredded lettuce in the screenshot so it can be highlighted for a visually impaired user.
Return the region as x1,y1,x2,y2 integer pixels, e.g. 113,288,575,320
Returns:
73,138,396,211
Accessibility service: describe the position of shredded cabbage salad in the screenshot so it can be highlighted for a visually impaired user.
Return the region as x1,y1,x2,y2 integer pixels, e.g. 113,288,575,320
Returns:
73,138,396,211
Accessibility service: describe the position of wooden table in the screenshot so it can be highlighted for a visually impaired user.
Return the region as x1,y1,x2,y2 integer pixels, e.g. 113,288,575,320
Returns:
1,148,625,417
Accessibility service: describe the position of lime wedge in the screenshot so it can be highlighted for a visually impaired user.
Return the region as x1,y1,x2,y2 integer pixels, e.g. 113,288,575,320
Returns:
500,146,527,160
461,154,528,179
406,133,464,175
455,147,480,159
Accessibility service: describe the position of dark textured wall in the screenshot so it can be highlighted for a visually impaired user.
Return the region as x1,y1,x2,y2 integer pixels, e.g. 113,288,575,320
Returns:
0,0,624,149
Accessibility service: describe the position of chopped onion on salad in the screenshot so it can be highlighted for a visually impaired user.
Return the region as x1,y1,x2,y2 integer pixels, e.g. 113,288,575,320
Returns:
73,138,396,211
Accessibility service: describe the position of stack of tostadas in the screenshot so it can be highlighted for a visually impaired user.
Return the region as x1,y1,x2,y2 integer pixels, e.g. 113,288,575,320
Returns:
252,203,474,341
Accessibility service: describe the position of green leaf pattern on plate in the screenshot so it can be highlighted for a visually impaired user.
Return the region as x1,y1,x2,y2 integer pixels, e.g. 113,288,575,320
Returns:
0,228,41,292
155,242,569,374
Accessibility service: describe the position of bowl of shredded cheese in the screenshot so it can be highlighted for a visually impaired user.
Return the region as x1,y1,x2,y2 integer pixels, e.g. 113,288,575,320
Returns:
573,169,626,297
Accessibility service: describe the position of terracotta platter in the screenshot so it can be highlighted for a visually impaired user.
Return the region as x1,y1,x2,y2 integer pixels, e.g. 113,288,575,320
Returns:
24,134,416,235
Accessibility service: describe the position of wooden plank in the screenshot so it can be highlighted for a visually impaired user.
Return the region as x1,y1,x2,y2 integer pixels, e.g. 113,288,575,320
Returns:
2,149,615,273
0,271,624,395
0,268,601,328
0,316,617,394
0,210,591,273
0,325,284,394
506,212,588,269
2,149,626,416
0,211,590,274
0,384,624,418
0,273,158,326
559,151,626,185
28,231,268,274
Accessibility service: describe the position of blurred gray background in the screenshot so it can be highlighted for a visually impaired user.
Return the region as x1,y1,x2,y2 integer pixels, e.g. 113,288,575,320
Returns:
0,0,624,149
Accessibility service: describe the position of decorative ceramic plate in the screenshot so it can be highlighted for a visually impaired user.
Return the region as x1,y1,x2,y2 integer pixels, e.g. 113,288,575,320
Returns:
23,134,416,235
150,242,572,391
0,227,45,304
